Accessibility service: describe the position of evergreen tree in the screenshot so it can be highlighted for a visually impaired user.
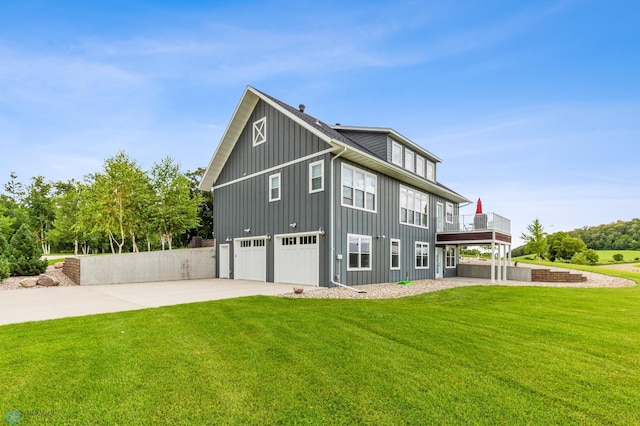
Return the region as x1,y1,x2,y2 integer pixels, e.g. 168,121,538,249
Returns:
0,233,9,280
521,218,548,261
6,224,48,276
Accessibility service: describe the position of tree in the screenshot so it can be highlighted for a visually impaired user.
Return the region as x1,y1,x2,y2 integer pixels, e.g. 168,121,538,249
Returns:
184,167,213,243
87,151,155,254
0,194,28,240
547,232,587,261
6,224,48,276
24,176,56,254
3,171,25,204
0,233,9,280
521,218,547,261
150,157,202,250
584,249,599,265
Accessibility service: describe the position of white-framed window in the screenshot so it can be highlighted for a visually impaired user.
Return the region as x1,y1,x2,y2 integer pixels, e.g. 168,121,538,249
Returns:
436,202,444,232
390,239,400,270
446,247,456,268
347,234,372,271
391,141,403,166
426,160,435,181
253,116,267,146
309,160,324,193
269,173,281,202
400,186,428,228
415,242,429,269
446,202,454,224
416,155,425,177
341,164,376,212
404,149,415,173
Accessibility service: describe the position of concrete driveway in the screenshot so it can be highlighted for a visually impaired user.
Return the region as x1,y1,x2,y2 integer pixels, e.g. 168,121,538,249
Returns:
0,279,315,327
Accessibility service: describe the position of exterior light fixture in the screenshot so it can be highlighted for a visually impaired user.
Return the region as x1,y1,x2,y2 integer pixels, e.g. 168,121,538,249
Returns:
244,228,251,234
289,222,297,228
225,236,232,242
318,227,325,235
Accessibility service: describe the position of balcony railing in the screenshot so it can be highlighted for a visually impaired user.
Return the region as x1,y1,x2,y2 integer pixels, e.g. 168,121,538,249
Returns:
437,212,511,235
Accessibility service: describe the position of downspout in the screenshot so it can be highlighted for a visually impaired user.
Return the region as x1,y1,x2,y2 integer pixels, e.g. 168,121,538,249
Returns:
329,145,366,293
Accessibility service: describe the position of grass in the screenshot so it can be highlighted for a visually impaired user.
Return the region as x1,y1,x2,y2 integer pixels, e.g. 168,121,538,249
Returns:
1,273,640,424
593,250,640,263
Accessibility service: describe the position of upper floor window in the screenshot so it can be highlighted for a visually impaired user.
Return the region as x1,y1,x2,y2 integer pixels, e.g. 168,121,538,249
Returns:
446,202,454,223
391,141,403,166
426,160,435,181
342,164,376,212
253,117,267,146
404,150,415,173
416,156,425,177
269,173,281,202
309,160,324,193
400,186,428,228
348,234,372,271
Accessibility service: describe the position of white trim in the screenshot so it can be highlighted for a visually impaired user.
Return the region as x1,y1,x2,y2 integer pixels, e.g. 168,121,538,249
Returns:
415,241,429,269
390,238,401,270
426,160,435,182
341,163,377,213
212,148,333,190
404,149,415,173
347,233,372,271
252,116,267,146
269,173,281,202
308,159,324,193
416,155,425,177
391,140,403,166
399,185,429,229
445,246,456,268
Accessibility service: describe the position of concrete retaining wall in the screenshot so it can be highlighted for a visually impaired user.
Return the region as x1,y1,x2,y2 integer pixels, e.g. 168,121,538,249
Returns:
67,247,216,285
458,263,531,281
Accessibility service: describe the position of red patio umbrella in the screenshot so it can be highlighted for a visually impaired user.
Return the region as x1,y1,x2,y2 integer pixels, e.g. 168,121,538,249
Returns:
475,198,483,214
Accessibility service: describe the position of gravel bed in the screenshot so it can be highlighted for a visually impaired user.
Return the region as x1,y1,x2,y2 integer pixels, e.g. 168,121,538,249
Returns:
0,266,78,291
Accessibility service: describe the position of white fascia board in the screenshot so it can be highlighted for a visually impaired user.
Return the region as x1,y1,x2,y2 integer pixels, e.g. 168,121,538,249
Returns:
331,125,442,163
328,140,470,204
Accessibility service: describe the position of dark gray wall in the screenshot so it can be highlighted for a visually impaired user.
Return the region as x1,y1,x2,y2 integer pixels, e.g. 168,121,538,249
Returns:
336,130,387,160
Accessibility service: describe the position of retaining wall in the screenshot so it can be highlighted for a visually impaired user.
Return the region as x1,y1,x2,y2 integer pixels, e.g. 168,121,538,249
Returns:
65,247,216,285
458,264,531,281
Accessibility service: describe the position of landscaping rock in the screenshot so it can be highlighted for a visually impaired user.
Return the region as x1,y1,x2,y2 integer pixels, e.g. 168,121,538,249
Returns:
20,278,38,288
37,274,60,287
53,261,65,269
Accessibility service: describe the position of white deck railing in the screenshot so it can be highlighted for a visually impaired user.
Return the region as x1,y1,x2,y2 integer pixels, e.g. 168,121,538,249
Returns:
438,212,511,234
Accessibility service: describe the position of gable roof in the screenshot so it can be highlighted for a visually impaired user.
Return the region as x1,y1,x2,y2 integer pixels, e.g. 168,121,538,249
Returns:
198,86,470,204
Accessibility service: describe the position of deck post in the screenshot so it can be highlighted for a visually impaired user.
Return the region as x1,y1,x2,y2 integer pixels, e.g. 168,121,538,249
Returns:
491,240,496,283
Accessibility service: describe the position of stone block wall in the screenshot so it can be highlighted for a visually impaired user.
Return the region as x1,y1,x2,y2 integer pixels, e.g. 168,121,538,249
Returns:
531,269,587,283
62,257,81,285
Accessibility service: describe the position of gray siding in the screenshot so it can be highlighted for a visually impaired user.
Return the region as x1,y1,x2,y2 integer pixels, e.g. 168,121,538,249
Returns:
336,130,387,160
213,100,331,283
332,158,459,287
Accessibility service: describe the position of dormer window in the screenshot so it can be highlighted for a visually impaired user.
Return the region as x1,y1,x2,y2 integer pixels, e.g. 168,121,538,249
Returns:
426,160,435,181
253,117,267,146
416,156,425,177
391,141,403,166
404,150,414,173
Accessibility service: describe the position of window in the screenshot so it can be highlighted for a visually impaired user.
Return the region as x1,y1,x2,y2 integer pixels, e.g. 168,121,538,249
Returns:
269,173,281,202
309,160,324,193
348,234,371,271
391,141,403,166
416,156,424,177
390,239,400,270
404,149,414,172
446,202,454,224
426,160,435,181
253,117,267,146
446,247,456,268
342,164,376,212
415,242,429,269
400,186,428,228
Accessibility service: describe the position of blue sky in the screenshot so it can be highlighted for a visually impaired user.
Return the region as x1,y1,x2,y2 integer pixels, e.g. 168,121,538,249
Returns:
1,0,638,247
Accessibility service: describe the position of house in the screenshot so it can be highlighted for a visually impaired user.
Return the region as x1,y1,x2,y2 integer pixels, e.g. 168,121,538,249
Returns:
199,86,512,287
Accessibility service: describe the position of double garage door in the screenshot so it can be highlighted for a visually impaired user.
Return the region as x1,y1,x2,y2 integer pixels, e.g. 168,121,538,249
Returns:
233,233,319,286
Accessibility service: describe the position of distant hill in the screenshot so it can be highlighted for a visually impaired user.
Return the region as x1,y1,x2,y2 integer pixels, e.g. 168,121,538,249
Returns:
568,218,640,250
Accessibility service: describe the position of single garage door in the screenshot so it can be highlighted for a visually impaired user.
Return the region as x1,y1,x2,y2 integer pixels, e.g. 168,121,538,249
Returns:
274,233,319,286
234,238,266,281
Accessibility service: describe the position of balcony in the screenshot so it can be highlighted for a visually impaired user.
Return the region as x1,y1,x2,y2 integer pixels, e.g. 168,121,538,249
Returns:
436,212,512,245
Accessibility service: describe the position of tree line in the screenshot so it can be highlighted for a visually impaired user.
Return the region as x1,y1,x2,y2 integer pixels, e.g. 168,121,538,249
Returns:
568,218,640,250
0,151,212,259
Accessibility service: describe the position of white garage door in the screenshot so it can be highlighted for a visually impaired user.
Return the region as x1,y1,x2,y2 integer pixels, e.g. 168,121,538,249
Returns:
234,238,266,281
274,233,319,286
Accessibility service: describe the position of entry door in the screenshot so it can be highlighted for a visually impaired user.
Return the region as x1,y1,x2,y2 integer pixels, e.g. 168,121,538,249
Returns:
219,244,230,279
435,248,444,279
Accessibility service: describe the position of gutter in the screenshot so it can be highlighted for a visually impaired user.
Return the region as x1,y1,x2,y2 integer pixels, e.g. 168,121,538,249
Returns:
329,145,366,294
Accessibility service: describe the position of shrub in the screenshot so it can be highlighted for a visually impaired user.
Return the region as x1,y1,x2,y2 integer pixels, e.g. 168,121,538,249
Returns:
613,253,624,262
583,249,600,265
0,257,9,280
6,224,48,276
570,252,588,265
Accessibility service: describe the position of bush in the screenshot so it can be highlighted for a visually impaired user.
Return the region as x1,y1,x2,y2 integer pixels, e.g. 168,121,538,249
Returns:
570,252,588,265
584,249,600,265
613,253,624,262
0,257,9,280
6,224,48,276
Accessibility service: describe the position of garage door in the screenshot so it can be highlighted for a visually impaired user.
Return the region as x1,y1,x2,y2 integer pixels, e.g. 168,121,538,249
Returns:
234,238,266,281
274,233,319,286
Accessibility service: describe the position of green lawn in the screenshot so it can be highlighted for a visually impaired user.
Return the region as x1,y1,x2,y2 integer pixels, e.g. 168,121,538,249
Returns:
2,275,640,424
593,250,640,262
